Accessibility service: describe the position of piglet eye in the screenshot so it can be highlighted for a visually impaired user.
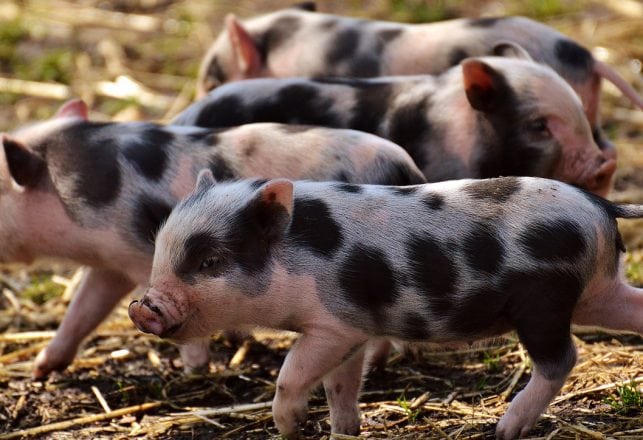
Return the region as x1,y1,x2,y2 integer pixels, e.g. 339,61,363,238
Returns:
528,117,550,136
200,256,222,271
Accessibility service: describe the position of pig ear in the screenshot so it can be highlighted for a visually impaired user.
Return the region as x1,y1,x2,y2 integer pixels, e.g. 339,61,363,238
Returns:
251,179,294,240
462,59,510,113
492,41,533,61
1,135,46,187
225,14,262,77
195,168,217,193
55,99,89,120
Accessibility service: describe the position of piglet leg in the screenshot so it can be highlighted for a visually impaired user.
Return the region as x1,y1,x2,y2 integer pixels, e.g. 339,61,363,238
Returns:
496,364,569,439
33,268,135,378
179,337,211,373
273,332,367,439
323,345,366,435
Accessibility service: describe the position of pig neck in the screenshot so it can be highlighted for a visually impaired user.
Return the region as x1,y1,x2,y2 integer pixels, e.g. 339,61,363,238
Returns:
224,258,335,334
417,79,479,179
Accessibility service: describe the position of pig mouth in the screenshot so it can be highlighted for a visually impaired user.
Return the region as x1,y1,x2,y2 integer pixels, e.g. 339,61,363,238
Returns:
128,299,184,339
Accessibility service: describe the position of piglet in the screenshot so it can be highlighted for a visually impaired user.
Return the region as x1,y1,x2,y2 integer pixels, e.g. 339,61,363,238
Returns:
198,6,643,153
0,100,424,378
130,171,643,439
177,51,617,196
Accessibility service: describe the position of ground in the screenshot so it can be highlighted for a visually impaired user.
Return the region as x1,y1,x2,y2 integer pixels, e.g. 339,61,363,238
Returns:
0,0,641,439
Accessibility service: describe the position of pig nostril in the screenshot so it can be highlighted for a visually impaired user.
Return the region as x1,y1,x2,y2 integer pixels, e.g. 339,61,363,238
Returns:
141,297,163,316
129,300,139,307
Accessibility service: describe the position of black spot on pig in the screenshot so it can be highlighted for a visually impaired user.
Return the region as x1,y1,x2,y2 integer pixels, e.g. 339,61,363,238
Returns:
204,57,226,89
339,244,399,323
133,195,173,246
252,84,342,126
190,95,249,128
464,177,520,202
423,193,444,210
350,84,392,132
519,219,586,262
402,312,431,340
391,186,418,196
377,28,402,44
209,154,236,181
449,47,470,67
335,183,363,194
467,17,505,27
122,126,173,181
257,15,302,62
176,232,226,283
450,286,507,335
501,269,583,379
462,223,505,274
289,197,343,257
406,233,458,315
327,27,360,66
388,98,430,170
227,196,291,275
554,39,594,80
49,122,122,208
249,178,269,190
349,55,381,77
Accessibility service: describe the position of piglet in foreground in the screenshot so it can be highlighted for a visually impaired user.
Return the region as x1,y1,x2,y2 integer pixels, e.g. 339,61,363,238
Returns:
130,172,643,439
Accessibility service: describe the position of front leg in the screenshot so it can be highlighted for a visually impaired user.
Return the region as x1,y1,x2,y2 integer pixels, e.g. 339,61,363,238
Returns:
323,345,366,435
33,267,135,378
179,337,211,373
273,332,367,439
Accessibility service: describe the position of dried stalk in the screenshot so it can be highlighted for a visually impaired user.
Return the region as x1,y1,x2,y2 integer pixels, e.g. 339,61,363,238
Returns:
0,402,161,439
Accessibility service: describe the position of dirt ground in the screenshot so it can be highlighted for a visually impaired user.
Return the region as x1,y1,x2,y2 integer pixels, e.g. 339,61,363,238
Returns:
0,1,641,439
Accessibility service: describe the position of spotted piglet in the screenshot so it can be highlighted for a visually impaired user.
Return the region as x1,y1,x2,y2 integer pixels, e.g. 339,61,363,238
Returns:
198,6,643,153
130,172,643,439
0,100,424,378
177,52,617,196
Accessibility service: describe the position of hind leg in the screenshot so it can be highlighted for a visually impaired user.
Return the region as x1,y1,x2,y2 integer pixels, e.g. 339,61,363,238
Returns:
574,281,643,335
497,273,580,439
496,335,576,439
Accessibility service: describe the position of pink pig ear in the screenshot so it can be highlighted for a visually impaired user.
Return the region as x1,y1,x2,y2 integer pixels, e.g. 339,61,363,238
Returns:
1,135,45,187
252,179,294,240
195,168,216,193
259,179,294,216
462,59,509,113
225,14,262,77
55,99,89,120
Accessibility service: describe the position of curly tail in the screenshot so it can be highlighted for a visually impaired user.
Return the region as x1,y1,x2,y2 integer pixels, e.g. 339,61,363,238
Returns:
613,204,643,219
595,61,643,109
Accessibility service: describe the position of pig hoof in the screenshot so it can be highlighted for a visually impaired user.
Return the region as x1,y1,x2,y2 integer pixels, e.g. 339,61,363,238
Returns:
496,413,534,440
332,417,361,436
33,348,72,379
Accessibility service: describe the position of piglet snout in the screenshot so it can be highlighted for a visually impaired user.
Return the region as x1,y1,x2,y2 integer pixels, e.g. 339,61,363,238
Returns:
586,157,617,197
128,299,165,336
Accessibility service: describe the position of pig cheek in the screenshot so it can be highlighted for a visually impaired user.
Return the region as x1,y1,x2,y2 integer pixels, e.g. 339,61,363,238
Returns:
547,117,600,186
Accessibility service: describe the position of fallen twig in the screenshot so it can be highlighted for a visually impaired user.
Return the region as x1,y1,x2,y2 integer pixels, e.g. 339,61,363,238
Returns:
553,376,643,404
0,402,161,439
